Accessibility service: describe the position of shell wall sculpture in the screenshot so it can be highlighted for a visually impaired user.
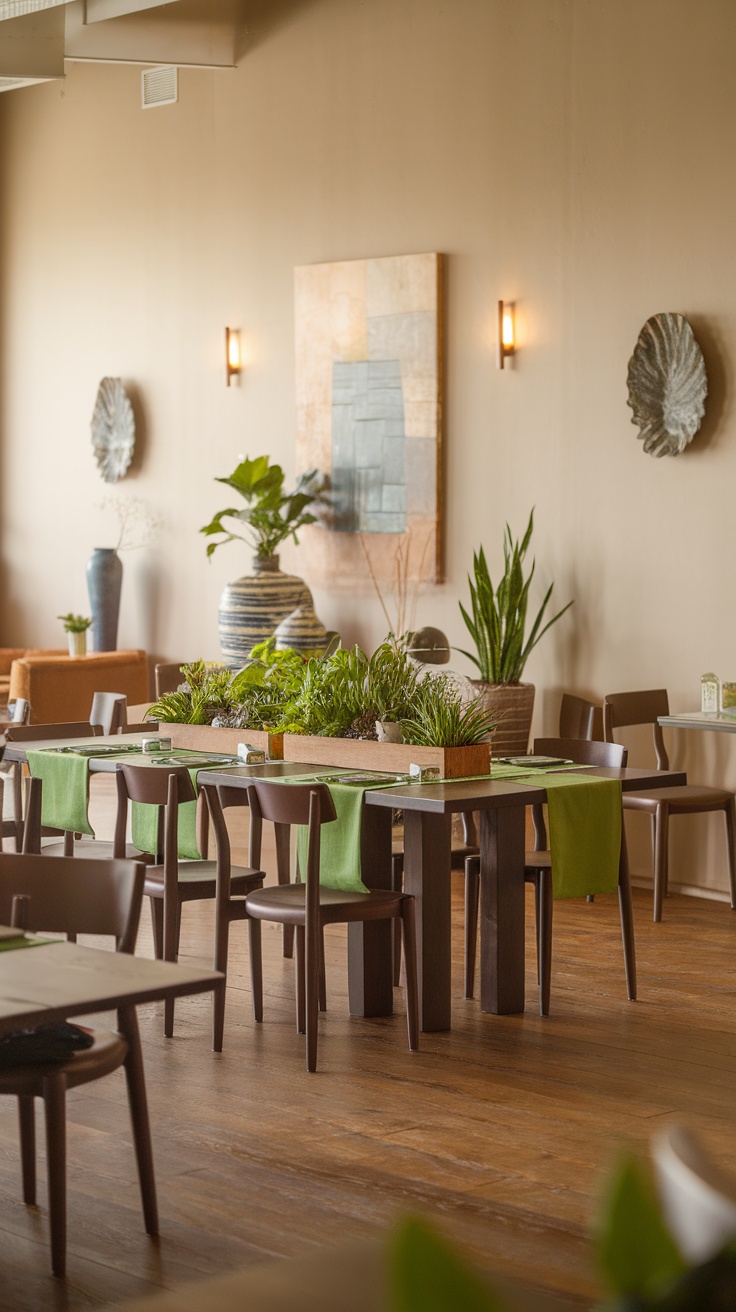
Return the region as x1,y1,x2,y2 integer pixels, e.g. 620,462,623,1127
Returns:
91,377,135,482
626,313,707,458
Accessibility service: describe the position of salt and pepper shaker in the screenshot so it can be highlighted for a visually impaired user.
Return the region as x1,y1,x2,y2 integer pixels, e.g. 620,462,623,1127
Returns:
701,672,720,715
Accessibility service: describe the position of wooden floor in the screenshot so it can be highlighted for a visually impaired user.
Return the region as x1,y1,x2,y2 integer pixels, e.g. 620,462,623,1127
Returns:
0,777,735,1309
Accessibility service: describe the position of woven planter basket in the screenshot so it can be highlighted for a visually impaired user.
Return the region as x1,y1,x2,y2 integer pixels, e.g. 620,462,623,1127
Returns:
470,681,535,758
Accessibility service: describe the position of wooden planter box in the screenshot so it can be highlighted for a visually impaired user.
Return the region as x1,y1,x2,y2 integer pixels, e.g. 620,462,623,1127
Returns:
167,723,284,760
282,735,490,779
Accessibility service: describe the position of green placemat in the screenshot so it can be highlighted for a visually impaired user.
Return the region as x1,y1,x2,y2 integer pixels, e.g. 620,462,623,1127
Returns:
0,934,61,952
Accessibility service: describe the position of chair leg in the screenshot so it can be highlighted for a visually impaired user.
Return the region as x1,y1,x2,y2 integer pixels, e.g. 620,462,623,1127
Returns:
162,897,180,1038
725,799,736,910
536,871,553,1017
464,856,479,999
212,904,230,1050
399,900,419,1051
305,917,321,1073
149,896,164,959
653,804,669,923
533,878,541,984
118,1006,159,1236
392,853,404,988
274,823,294,960
617,827,637,1001
318,930,327,1013
17,1095,36,1205
295,926,306,1035
249,919,263,1024
42,1071,67,1278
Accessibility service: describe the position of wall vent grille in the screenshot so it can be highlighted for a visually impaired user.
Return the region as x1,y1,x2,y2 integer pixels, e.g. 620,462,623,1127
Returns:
142,64,177,109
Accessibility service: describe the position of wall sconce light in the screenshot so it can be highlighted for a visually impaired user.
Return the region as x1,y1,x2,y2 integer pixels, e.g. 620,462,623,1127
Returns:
498,301,516,369
225,327,241,386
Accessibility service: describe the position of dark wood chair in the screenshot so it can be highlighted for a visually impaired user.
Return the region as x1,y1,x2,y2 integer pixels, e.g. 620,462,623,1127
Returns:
464,736,631,1015
4,721,103,853
114,763,264,1046
0,853,155,1278
604,689,736,922
244,779,419,1072
559,692,603,740
154,662,186,699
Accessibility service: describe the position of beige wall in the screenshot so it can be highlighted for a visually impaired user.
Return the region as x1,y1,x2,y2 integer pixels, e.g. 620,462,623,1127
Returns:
2,0,736,896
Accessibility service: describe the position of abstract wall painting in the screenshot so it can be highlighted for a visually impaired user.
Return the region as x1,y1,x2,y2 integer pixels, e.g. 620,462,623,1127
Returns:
294,252,443,585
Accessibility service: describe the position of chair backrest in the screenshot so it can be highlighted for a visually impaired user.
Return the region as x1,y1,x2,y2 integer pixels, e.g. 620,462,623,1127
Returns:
559,693,602,741
117,762,196,807
653,1124,736,1264
533,736,627,768
246,779,337,828
4,721,102,742
603,689,670,769
154,663,186,699
90,691,128,735
0,853,144,952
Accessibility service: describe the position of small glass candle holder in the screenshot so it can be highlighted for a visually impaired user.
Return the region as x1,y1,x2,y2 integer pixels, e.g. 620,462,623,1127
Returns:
701,672,720,715
720,681,736,715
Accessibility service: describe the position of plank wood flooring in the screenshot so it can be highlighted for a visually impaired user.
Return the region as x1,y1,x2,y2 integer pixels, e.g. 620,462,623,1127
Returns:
0,775,735,1308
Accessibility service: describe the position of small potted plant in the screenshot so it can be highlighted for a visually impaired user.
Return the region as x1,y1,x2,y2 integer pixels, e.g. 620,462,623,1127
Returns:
58,613,92,658
199,454,328,662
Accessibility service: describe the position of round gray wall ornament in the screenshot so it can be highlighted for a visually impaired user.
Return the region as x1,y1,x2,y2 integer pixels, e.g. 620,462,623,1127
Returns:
91,377,135,482
626,313,707,457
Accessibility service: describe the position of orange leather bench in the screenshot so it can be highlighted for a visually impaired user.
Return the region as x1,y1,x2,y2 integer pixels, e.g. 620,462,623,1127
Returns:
8,650,150,725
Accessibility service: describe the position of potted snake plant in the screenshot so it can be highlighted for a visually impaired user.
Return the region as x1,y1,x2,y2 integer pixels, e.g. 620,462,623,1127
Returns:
457,510,573,756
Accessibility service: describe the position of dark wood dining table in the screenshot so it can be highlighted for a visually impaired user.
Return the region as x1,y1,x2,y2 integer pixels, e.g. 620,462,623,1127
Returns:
5,737,687,1034
198,762,688,1032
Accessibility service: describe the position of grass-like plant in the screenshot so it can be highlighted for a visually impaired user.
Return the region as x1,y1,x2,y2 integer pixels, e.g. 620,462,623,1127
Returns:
401,676,495,747
457,510,573,685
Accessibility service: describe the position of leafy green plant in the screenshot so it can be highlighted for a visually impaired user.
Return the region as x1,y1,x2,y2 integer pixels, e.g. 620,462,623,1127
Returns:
57,613,91,634
146,661,235,725
402,675,495,747
199,454,327,561
457,510,573,685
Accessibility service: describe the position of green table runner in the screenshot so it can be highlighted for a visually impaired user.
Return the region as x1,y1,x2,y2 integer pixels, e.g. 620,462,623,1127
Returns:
27,748,236,860
27,750,95,836
536,773,622,899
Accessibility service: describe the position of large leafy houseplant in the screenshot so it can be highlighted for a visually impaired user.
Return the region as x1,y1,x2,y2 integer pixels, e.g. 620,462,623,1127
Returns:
200,454,327,561
458,510,573,685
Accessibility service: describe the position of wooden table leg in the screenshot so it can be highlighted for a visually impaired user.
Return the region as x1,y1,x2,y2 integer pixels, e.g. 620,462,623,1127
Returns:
347,804,393,1019
479,805,526,1014
402,809,452,1031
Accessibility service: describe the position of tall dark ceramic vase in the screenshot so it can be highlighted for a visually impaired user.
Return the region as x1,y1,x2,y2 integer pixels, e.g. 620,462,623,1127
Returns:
218,554,311,664
86,547,123,652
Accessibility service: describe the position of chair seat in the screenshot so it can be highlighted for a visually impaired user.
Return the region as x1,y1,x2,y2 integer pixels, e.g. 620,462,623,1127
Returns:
524,850,551,874
0,1028,127,1097
40,839,156,864
623,784,733,814
144,860,262,897
245,882,405,926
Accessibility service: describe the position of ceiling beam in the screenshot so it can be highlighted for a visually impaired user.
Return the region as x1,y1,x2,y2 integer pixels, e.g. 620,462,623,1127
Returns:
0,5,64,78
64,0,238,66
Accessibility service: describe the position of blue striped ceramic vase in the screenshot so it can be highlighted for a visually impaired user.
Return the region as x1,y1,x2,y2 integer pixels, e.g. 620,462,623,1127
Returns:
218,554,312,663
